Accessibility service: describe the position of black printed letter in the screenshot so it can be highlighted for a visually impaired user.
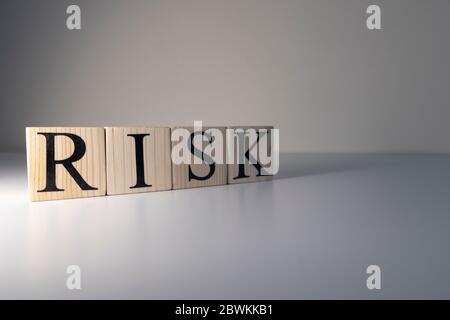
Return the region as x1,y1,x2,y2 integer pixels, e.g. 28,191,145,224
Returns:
37,132,97,192
128,133,152,189
234,131,271,180
188,131,216,181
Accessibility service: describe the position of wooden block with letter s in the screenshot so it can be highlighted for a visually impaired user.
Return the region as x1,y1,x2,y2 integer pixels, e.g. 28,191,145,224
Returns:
171,126,227,190
26,127,106,201
227,126,274,184
105,127,172,195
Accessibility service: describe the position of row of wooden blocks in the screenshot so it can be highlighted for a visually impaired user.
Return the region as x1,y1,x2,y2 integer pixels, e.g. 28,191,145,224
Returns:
26,126,274,201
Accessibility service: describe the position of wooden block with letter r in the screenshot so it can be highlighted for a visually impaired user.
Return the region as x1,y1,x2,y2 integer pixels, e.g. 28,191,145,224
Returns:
171,126,227,189
227,126,274,184
105,127,172,195
26,127,106,201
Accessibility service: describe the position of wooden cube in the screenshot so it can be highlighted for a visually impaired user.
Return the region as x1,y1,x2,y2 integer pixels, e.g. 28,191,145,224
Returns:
26,127,106,201
227,126,274,184
171,126,227,189
105,127,172,195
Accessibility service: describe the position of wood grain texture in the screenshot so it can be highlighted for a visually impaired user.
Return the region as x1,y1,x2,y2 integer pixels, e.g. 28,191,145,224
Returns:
227,126,274,184
171,126,227,190
26,127,106,201
105,127,172,195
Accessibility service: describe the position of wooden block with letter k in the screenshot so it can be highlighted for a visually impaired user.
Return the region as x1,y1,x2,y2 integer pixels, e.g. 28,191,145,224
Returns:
26,127,106,201
227,126,274,184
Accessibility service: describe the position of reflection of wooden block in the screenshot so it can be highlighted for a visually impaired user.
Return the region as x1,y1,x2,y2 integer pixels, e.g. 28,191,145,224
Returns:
26,127,106,201
105,127,172,195
171,127,227,190
227,126,274,184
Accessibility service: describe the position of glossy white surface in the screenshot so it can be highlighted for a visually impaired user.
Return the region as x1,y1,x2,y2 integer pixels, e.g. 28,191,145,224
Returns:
1,152,450,299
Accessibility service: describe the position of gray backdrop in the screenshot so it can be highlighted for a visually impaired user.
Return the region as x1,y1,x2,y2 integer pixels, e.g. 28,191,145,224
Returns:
1,0,449,153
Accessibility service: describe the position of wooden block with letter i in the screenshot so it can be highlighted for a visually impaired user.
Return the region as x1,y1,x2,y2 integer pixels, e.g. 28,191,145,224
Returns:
26,127,106,201
171,126,227,189
105,127,172,195
227,126,274,184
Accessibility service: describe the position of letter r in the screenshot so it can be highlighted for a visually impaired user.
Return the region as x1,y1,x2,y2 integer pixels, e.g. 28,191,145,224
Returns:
37,132,97,192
